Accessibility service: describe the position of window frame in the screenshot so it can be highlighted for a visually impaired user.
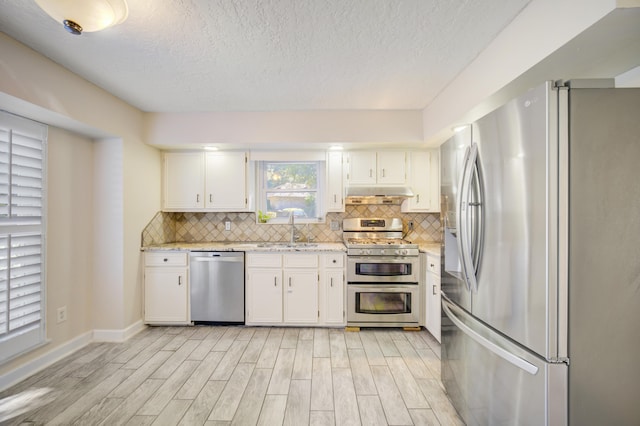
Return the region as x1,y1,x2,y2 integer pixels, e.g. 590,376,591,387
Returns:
257,160,325,224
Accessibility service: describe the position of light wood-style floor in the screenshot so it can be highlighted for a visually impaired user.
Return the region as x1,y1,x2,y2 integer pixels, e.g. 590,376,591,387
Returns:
1,326,463,425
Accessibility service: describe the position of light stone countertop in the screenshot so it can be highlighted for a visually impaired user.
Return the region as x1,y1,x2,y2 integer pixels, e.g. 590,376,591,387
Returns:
142,242,346,252
418,243,441,256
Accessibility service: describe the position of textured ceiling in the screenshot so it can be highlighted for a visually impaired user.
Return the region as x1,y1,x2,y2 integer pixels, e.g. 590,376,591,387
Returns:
0,0,530,112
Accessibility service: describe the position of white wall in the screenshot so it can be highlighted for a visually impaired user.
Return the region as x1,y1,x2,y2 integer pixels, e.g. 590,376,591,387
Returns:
144,110,424,149
0,33,161,378
422,0,640,145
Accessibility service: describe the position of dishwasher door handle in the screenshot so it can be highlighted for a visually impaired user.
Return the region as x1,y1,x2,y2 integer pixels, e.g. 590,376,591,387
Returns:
191,256,244,263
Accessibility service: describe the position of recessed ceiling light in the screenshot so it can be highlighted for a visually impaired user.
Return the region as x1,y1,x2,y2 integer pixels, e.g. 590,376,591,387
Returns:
203,146,218,151
329,146,344,151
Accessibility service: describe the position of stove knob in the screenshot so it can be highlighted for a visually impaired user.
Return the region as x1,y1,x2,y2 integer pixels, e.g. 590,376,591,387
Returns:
364,249,371,255
380,249,385,255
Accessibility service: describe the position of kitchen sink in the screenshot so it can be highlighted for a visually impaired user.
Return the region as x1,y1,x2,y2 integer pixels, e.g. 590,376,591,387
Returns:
255,242,318,248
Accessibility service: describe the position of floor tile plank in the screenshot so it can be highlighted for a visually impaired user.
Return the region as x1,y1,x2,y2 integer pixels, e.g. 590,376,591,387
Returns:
151,399,192,426
175,350,225,399
332,368,361,426
138,360,199,416
347,349,377,396
283,379,311,426
292,338,314,380
310,410,336,426
209,339,250,381
329,331,350,369
239,327,270,363
257,394,288,426
386,356,429,409
370,365,413,425
208,363,255,421
256,328,285,369
231,368,273,425
357,395,388,426
310,357,333,411
267,348,296,395
101,379,164,426
313,328,330,357
360,332,387,366
178,380,226,426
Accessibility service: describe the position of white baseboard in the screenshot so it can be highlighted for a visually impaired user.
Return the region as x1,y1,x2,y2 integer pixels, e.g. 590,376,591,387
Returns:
93,320,147,342
0,331,93,392
0,320,147,392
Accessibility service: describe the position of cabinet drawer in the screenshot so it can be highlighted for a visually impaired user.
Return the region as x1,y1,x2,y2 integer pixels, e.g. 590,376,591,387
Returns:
283,254,318,268
145,252,188,266
426,254,441,275
247,253,282,268
322,253,344,268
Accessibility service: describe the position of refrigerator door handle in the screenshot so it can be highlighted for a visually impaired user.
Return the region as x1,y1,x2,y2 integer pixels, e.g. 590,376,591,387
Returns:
442,298,539,375
456,145,472,291
459,143,480,292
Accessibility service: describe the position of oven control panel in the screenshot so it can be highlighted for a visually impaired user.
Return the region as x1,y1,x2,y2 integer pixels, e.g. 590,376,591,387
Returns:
347,247,419,256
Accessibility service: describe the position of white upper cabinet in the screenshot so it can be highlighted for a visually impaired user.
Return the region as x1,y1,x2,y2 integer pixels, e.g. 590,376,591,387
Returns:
326,151,345,212
402,150,440,213
163,152,205,209
205,151,247,210
163,151,248,211
348,151,406,186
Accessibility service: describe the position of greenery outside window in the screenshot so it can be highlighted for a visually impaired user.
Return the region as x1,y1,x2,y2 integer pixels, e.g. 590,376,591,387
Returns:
258,161,324,223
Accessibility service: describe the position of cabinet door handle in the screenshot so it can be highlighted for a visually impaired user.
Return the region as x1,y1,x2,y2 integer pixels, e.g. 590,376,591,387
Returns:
330,277,333,287
179,276,182,286
288,277,292,287
163,258,168,262
382,168,386,178
433,284,437,295
417,194,420,203
333,194,337,202
196,194,200,203
209,194,213,203
274,277,277,287
369,169,373,177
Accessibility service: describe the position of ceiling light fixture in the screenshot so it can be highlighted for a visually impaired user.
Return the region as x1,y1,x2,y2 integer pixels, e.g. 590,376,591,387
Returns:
35,0,129,35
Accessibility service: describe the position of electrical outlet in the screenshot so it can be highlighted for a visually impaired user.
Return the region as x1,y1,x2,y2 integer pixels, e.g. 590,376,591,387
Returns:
408,221,414,231
57,306,67,323
225,221,231,231
330,220,340,231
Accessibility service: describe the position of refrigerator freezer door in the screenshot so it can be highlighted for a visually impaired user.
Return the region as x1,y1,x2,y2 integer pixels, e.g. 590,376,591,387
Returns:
470,82,559,359
442,297,567,426
440,125,472,311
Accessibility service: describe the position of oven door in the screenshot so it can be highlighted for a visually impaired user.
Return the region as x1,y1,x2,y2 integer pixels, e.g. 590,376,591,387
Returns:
347,284,420,326
347,256,418,283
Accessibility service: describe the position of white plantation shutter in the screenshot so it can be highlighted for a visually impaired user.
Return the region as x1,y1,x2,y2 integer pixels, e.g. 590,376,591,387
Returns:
0,111,46,362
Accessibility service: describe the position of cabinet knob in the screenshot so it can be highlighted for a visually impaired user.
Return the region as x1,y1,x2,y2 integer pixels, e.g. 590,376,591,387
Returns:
430,263,434,268
163,258,168,262
332,259,337,264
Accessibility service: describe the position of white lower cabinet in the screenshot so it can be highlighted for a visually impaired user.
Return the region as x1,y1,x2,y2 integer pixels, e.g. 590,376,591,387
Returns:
144,251,190,325
321,253,345,325
425,253,441,342
246,252,345,326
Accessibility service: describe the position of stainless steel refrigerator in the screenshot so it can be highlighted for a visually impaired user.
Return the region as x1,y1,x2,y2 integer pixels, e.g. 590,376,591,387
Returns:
440,80,640,425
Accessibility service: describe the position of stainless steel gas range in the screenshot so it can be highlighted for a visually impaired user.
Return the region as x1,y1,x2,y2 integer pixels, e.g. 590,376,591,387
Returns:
343,218,421,327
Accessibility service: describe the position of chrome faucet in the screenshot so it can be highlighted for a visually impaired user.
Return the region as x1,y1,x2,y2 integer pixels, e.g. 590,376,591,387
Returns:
289,211,298,244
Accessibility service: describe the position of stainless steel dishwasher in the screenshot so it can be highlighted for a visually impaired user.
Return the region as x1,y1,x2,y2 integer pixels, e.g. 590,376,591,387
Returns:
189,251,245,324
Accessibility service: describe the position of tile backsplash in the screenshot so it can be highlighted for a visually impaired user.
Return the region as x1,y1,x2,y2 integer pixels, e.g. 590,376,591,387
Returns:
141,205,441,247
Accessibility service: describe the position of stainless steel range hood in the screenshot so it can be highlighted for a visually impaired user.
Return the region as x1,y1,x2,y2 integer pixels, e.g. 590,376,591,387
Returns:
345,186,414,205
